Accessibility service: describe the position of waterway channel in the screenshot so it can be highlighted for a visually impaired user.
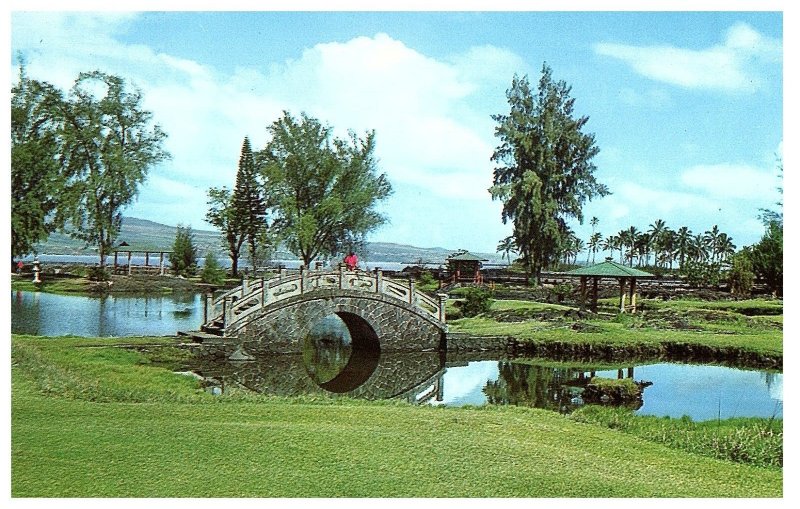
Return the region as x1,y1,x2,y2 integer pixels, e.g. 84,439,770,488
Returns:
11,290,783,421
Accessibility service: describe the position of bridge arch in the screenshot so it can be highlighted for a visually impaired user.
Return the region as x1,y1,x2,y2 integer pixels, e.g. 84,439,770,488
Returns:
195,269,448,357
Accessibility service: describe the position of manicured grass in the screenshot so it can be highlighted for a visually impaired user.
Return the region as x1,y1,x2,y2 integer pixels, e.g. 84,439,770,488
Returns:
448,298,783,358
11,335,782,498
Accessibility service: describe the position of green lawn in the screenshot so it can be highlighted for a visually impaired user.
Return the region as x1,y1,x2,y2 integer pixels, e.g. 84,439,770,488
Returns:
448,297,783,359
11,335,782,498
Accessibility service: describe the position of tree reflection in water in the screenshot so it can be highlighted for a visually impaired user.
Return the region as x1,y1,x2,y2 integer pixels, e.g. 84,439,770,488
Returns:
302,314,353,385
484,362,589,414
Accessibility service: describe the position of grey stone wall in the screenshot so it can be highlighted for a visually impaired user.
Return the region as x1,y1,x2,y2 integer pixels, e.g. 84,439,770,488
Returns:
225,288,446,355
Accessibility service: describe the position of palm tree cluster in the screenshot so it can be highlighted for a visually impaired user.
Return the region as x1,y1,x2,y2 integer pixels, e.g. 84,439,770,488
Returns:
594,219,736,270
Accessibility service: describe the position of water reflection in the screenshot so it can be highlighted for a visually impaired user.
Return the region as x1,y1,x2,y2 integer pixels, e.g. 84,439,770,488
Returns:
194,353,783,421
11,290,204,337
302,313,381,393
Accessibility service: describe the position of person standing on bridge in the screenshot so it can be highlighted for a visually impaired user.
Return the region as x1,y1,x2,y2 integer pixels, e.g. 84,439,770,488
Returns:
344,251,359,271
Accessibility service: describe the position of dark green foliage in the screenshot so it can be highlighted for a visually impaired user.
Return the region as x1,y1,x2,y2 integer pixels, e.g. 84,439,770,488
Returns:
206,187,245,277
258,111,392,267
680,260,721,289
87,266,110,282
169,225,197,277
58,71,170,266
751,220,782,296
232,137,269,269
200,251,225,286
728,249,755,296
10,64,71,260
458,287,493,317
490,64,609,283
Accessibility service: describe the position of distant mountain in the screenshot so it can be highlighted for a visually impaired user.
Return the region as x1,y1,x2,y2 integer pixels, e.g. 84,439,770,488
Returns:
34,217,504,265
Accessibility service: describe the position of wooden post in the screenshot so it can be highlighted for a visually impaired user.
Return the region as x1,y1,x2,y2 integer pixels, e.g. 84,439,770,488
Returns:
114,251,119,273
159,252,165,275
579,276,587,312
617,368,624,379
619,277,626,313
627,367,634,378
145,251,150,267
127,251,132,275
629,278,637,313
300,266,306,294
592,276,599,313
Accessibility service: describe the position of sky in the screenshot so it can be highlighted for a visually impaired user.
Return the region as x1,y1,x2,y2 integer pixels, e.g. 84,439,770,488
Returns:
7,4,788,257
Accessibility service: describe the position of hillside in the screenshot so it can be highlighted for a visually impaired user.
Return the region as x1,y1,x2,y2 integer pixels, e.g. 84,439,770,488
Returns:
33,217,503,265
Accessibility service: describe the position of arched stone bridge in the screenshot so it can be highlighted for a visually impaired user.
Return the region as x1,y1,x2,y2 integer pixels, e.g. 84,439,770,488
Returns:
195,267,448,357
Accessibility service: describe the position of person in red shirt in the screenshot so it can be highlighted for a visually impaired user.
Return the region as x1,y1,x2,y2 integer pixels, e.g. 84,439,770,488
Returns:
344,251,358,271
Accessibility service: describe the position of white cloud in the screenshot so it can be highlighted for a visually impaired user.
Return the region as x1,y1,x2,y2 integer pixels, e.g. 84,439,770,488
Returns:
11,15,514,250
593,22,781,92
680,163,781,200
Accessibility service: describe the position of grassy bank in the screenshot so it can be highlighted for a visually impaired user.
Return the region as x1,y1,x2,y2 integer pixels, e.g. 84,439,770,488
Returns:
448,297,782,366
11,335,782,498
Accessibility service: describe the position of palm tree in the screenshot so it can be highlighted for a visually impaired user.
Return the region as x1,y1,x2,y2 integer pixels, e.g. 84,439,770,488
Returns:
703,225,721,263
603,234,618,262
588,232,603,264
716,233,736,265
622,226,639,266
691,234,709,262
675,226,692,268
635,232,651,267
648,219,667,268
497,236,517,265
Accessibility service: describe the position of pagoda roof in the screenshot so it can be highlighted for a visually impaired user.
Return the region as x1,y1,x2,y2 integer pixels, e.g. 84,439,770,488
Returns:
566,259,654,278
447,251,488,262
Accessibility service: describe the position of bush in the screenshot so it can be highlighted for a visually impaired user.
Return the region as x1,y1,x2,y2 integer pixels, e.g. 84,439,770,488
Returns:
87,265,110,282
458,287,493,317
169,225,198,277
200,252,226,286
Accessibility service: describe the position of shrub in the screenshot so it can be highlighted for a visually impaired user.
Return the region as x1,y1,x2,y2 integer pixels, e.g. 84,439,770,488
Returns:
200,252,226,286
87,265,110,282
458,287,493,317
169,225,198,277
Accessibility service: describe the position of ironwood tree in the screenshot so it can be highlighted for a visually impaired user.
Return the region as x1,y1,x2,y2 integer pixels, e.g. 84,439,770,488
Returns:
10,64,72,261
206,186,245,277
490,64,609,283
258,111,392,267
59,71,170,266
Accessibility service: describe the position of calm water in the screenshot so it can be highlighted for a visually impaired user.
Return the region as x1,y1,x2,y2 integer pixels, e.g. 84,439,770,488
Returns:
11,291,783,420
11,290,204,337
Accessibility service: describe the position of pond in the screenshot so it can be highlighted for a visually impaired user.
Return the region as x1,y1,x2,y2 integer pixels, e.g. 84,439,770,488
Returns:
11,290,782,421
11,290,204,337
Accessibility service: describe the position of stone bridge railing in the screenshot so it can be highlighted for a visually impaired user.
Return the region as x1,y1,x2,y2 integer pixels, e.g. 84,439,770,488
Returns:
204,267,447,332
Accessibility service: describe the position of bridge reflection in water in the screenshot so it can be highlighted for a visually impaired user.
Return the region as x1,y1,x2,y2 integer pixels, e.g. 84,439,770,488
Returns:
190,312,645,410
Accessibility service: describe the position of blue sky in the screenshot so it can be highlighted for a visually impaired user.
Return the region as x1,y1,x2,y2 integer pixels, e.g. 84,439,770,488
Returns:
9,6,786,256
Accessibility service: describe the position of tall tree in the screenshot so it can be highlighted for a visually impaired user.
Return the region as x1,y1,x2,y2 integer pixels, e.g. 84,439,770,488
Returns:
232,136,269,269
10,64,72,260
751,220,782,296
206,186,245,277
59,71,170,266
169,225,198,277
674,226,693,268
489,65,609,283
258,111,392,267
648,219,667,268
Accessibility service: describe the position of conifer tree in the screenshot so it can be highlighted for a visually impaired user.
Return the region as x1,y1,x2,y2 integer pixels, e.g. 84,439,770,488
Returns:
490,64,609,283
